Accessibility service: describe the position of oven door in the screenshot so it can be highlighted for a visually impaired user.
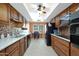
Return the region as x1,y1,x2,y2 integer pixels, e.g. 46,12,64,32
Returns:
70,24,79,45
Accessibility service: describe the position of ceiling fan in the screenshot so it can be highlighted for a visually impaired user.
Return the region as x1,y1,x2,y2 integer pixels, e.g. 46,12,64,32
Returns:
37,4,46,14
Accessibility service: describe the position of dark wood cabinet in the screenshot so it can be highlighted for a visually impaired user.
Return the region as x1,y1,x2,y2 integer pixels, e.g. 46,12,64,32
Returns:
55,16,60,28
0,49,6,56
19,38,25,56
0,36,28,56
24,36,27,52
10,5,19,21
8,47,19,56
70,43,79,56
51,35,69,56
54,45,65,56
19,14,23,22
6,41,19,56
0,3,29,56
0,4,8,22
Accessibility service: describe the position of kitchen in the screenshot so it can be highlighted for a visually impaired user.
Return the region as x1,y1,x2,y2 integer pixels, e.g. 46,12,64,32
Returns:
0,3,79,56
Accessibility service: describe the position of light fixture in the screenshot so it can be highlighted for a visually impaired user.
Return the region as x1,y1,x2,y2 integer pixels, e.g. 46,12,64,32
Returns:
37,4,46,14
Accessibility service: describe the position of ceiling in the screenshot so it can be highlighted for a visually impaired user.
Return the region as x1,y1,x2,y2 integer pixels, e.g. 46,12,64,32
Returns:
10,3,72,22
23,3,59,22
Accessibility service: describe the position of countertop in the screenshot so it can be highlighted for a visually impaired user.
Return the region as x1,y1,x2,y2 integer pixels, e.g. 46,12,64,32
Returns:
0,32,31,51
51,34,70,42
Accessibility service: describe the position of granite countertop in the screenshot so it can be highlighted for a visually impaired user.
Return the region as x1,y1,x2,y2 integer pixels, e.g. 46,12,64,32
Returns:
51,34,70,42
0,32,31,51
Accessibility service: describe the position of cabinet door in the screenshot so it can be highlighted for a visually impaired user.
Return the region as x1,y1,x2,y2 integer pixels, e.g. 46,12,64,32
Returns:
13,9,19,20
19,38,25,56
71,43,79,56
0,4,8,22
0,49,6,56
10,6,19,21
6,41,19,54
52,36,69,56
10,6,14,19
54,39,69,56
51,36,55,48
8,47,19,56
55,17,60,28
19,14,23,22
24,37,27,52
69,3,78,13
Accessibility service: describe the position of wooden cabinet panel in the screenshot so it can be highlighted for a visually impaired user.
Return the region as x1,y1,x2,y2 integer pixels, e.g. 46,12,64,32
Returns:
55,38,69,47
51,35,69,56
69,3,78,13
0,49,6,56
54,39,69,56
8,47,19,56
24,36,27,52
10,5,19,21
19,38,25,56
19,14,23,22
51,36,55,48
6,41,19,55
71,43,79,56
0,4,8,22
55,16,60,28
54,45,65,56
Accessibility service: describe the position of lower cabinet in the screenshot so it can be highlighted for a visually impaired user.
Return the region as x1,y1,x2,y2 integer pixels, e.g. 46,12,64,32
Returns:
0,35,29,56
8,47,19,56
51,35,69,56
24,36,27,52
6,41,20,56
27,35,31,48
54,46,65,56
70,43,79,56
0,49,6,56
19,38,25,56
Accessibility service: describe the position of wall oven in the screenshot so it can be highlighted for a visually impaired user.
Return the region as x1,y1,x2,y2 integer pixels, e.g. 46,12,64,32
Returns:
70,23,79,45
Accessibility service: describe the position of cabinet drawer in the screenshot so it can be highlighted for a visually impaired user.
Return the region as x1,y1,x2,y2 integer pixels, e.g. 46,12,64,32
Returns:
54,46,65,56
0,49,6,56
56,38,69,47
54,39,69,55
6,41,19,54
8,47,19,56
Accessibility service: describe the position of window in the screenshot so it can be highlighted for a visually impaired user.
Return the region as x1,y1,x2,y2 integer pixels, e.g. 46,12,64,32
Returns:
33,24,45,33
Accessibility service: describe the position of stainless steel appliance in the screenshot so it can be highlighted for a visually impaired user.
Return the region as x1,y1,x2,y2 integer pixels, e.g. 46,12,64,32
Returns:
70,23,79,45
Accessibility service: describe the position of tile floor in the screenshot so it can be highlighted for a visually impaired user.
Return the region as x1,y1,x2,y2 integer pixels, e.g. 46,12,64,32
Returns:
24,38,57,56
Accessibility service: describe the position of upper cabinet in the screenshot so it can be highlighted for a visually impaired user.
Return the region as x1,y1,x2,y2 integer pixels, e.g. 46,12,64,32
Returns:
19,13,23,22
69,3,79,13
10,5,24,23
0,3,26,28
0,4,8,22
55,16,61,28
10,6,19,22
